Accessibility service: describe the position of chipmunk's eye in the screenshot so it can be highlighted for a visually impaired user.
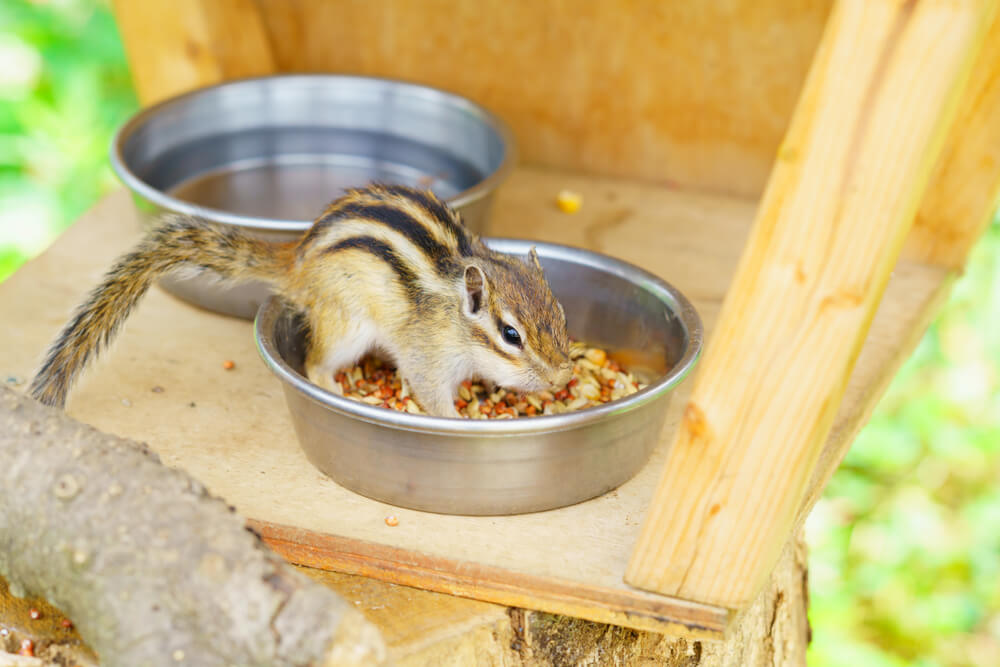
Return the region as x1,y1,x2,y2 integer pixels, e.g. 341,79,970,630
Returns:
501,324,522,347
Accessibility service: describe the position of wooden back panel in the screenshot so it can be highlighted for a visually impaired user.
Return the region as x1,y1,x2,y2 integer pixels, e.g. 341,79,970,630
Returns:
113,0,833,197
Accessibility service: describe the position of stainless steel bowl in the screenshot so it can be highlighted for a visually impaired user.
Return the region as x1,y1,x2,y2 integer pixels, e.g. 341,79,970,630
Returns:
111,74,515,319
255,239,703,515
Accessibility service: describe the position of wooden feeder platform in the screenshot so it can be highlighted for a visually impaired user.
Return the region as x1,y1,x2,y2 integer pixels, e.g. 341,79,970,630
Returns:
0,167,950,638
4,0,1000,661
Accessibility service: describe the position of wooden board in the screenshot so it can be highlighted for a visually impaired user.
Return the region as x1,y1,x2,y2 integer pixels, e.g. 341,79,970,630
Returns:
111,0,833,198
293,568,516,664
624,0,996,609
0,167,949,637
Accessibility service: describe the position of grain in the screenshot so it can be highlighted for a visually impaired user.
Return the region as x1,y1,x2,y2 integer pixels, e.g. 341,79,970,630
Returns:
555,189,583,213
328,342,646,418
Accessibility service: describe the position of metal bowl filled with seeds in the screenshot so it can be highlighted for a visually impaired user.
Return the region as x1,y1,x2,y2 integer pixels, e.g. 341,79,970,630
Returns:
255,239,702,515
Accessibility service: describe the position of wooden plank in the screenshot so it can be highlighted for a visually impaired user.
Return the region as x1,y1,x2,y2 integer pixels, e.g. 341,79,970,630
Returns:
111,0,275,105
794,273,955,529
902,10,1000,268
296,530,810,665
293,567,515,663
803,9,1000,527
111,0,833,197
0,168,947,637
257,521,727,638
625,0,997,609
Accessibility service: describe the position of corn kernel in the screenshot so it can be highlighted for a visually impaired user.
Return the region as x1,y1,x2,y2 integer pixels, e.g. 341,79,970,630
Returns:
555,190,582,214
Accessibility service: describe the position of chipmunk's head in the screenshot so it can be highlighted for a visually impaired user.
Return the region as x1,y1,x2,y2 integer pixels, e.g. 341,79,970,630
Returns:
459,247,572,393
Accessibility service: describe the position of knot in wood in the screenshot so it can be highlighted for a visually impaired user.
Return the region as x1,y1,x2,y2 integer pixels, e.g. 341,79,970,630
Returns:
682,402,713,443
53,473,81,500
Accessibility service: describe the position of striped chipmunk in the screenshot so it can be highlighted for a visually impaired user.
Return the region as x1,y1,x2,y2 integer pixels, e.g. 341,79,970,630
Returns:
29,184,573,417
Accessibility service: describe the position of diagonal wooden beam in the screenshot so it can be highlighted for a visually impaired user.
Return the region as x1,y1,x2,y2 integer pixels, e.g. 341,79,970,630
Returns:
797,7,1000,529
625,0,998,609
902,10,1000,269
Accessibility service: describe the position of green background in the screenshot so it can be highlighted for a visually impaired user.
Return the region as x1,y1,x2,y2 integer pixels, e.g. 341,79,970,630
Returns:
1,1,997,664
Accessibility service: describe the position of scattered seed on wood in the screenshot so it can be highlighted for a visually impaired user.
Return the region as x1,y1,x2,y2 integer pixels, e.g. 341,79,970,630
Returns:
384,515,399,527
556,189,583,213
151,385,165,393
121,398,132,407
222,360,235,370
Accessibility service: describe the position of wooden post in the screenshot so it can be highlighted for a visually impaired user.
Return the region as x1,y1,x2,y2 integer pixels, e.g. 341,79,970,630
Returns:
795,8,1000,528
626,0,998,609
111,0,276,105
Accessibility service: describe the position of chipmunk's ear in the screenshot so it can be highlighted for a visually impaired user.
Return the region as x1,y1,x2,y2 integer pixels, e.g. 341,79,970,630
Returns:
463,264,487,316
528,246,544,272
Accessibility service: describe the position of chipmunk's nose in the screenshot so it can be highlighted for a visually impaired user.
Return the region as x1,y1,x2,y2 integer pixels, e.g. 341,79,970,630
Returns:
550,362,573,389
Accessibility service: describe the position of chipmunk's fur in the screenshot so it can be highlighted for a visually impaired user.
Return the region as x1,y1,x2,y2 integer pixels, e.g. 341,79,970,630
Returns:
30,184,572,417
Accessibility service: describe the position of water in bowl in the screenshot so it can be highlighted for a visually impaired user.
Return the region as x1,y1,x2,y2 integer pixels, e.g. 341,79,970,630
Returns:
142,127,486,223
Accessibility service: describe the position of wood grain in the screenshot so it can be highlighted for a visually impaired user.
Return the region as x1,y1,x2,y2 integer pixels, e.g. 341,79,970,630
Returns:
902,10,1000,268
0,167,948,634
800,3,1000,548
625,0,997,609
111,0,833,197
293,567,513,663
111,0,275,105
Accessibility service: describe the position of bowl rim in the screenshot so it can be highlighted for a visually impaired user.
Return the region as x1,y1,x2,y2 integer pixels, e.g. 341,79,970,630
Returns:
110,73,517,232
254,238,703,436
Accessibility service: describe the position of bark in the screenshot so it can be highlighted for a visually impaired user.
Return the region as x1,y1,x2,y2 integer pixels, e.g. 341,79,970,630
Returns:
508,535,810,666
0,386,385,666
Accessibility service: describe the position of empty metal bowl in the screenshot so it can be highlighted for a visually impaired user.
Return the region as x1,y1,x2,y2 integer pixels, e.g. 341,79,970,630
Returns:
111,74,515,319
254,239,703,515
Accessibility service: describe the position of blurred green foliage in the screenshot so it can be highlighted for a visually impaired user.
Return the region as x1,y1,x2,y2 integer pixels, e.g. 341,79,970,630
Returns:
807,223,1000,667
0,0,136,281
1,1,998,665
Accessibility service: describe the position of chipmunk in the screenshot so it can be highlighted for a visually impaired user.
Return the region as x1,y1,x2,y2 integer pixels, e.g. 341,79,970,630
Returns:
29,184,573,417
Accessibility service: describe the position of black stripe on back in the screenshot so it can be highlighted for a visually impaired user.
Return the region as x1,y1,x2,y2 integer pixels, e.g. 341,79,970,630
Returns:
335,202,452,273
299,211,337,249
380,185,473,256
324,236,422,299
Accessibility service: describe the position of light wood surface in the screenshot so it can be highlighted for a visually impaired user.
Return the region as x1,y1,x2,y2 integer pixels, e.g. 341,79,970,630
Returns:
902,10,1000,269
0,167,948,635
804,9,1000,523
625,0,996,609
110,0,834,198
111,0,275,105
294,567,513,664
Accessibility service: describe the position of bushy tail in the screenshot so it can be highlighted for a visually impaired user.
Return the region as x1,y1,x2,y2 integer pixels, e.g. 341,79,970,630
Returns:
29,215,294,408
